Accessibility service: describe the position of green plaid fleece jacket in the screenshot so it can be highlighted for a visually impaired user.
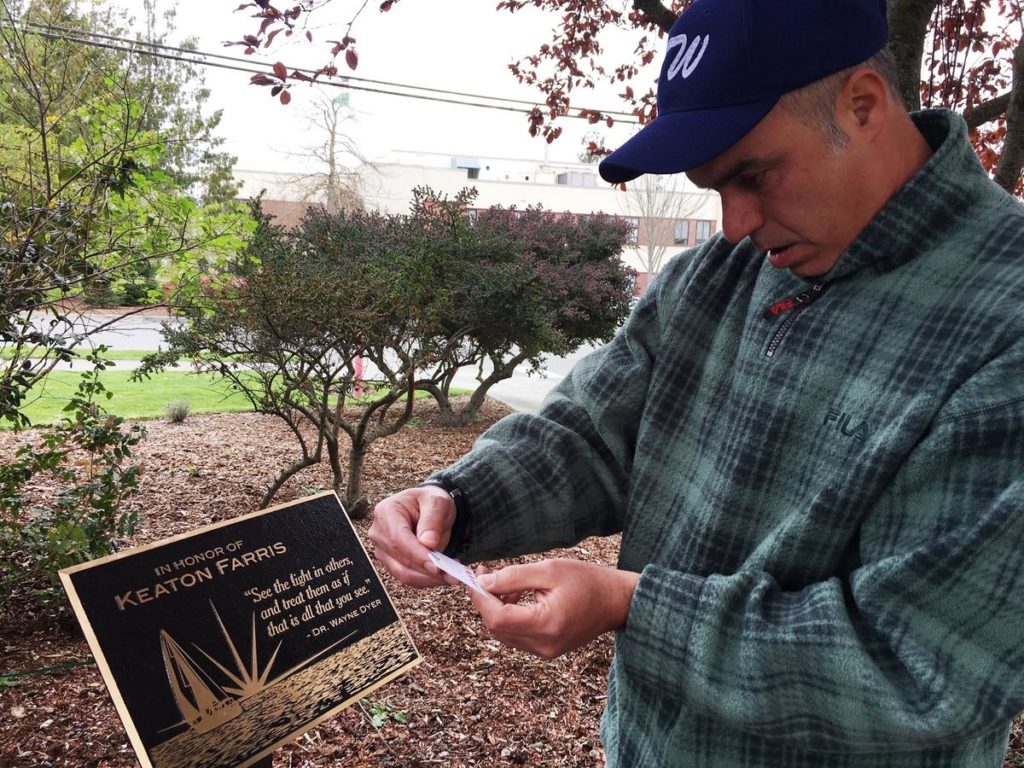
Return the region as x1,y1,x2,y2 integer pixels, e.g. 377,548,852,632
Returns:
436,110,1024,766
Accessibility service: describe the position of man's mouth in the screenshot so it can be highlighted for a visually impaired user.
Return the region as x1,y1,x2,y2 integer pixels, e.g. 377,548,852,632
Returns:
765,244,797,269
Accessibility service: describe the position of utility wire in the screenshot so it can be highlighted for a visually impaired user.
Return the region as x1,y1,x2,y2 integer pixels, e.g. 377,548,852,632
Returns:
21,19,640,118
4,20,642,124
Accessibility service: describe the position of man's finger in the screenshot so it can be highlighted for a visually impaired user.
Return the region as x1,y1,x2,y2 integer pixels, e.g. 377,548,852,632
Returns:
416,492,455,550
470,587,544,633
376,550,448,588
477,562,551,595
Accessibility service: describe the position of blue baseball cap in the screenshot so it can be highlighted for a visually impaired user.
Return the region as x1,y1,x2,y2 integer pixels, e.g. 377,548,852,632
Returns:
599,0,889,184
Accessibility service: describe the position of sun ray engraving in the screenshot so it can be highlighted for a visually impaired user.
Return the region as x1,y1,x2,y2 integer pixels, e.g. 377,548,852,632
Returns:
191,605,281,700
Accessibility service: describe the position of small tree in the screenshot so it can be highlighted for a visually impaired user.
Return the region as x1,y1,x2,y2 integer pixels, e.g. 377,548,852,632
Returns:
618,173,704,277
412,188,636,425
283,92,368,213
146,203,457,518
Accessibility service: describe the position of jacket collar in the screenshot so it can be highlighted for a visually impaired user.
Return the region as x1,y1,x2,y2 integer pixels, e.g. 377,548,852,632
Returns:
823,109,991,282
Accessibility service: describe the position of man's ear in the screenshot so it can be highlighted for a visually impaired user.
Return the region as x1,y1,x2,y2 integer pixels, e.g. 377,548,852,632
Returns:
837,68,888,142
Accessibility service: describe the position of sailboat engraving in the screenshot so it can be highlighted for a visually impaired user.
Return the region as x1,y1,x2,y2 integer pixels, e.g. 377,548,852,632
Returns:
157,599,363,744
160,603,281,735
160,630,244,734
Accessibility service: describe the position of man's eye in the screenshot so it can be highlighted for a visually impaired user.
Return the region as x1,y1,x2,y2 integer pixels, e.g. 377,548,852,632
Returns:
740,171,767,188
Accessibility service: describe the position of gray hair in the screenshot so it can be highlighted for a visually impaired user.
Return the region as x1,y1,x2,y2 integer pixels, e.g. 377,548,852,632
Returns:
778,48,902,149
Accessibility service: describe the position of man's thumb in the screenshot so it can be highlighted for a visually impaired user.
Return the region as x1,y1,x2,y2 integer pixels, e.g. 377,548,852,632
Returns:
416,492,454,549
477,563,529,593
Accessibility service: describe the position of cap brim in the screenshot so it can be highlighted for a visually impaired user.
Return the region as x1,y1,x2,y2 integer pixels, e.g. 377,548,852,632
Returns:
598,97,780,184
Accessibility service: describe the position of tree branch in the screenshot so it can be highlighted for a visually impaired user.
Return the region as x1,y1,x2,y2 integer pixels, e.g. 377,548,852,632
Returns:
632,0,678,33
963,93,1011,129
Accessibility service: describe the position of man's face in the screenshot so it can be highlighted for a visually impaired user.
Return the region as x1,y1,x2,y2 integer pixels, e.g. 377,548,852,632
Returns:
686,103,873,279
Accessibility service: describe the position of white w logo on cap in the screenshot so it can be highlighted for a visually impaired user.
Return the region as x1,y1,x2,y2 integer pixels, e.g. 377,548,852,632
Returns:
665,33,710,80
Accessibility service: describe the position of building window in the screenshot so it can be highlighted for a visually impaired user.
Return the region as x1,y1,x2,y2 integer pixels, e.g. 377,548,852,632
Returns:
556,171,598,188
466,167,480,180
695,219,713,243
674,219,690,244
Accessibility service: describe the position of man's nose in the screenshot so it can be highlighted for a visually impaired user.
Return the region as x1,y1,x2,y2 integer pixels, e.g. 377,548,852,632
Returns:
720,192,764,244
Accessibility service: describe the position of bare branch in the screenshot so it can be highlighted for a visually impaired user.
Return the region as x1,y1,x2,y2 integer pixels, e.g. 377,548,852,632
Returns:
964,93,1011,129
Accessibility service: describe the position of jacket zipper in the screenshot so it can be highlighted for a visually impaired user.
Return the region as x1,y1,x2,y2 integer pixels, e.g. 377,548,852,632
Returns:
764,282,827,359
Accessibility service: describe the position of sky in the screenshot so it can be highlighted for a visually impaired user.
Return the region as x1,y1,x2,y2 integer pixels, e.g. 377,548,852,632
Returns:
162,0,656,174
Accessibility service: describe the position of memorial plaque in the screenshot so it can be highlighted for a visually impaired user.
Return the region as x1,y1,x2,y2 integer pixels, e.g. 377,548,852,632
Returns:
60,491,421,768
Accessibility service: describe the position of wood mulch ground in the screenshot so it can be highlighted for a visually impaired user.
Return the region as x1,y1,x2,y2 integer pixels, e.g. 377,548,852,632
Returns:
0,397,1021,767
0,399,615,768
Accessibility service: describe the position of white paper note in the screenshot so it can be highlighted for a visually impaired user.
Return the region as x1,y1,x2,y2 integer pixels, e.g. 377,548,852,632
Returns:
428,550,487,594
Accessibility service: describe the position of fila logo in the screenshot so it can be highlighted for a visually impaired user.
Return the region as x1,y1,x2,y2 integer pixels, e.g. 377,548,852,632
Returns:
824,408,870,441
666,33,710,81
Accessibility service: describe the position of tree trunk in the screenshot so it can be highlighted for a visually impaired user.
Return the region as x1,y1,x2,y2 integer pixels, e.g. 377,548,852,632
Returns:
994,37,1024,194
344,443,369,520
325,430,345,498
415,380,458,424
452,380,499,425
449,352,531,425
887,0,939,111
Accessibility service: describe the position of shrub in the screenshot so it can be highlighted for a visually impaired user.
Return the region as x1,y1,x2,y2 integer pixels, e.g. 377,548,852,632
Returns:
165,399,190,423
0,359,146,605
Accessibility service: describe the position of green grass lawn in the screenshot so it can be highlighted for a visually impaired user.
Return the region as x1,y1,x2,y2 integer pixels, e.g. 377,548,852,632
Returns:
17,369,252,426
0,348,173,362
14,366,466,428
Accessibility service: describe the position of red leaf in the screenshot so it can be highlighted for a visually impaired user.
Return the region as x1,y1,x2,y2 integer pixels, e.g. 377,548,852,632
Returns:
306,30,313,42
380,0,394,9
345,48,359,70
272,61,287,79
280,90,291,105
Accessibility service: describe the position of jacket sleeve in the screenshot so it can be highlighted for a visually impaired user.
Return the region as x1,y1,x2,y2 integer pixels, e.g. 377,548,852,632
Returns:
617,342,1024,751
437,251,699,563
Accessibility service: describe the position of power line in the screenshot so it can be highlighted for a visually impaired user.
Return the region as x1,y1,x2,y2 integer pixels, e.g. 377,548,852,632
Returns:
4,20,642,124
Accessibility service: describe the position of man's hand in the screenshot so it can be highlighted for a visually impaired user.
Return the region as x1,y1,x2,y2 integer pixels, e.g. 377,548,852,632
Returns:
470,559,639,659
368,486,456,588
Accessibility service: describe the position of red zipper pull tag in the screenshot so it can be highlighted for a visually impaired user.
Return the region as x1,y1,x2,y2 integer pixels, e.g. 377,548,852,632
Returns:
763,282,827,320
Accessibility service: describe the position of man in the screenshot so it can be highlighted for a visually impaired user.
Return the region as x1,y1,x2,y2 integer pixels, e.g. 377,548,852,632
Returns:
370,0,1024,764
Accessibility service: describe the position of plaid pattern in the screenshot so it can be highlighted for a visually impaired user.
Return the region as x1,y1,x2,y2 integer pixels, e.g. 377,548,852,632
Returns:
437,110,1024,766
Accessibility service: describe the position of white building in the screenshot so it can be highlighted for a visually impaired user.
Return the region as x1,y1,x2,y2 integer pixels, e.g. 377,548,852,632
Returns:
235,151,722,292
